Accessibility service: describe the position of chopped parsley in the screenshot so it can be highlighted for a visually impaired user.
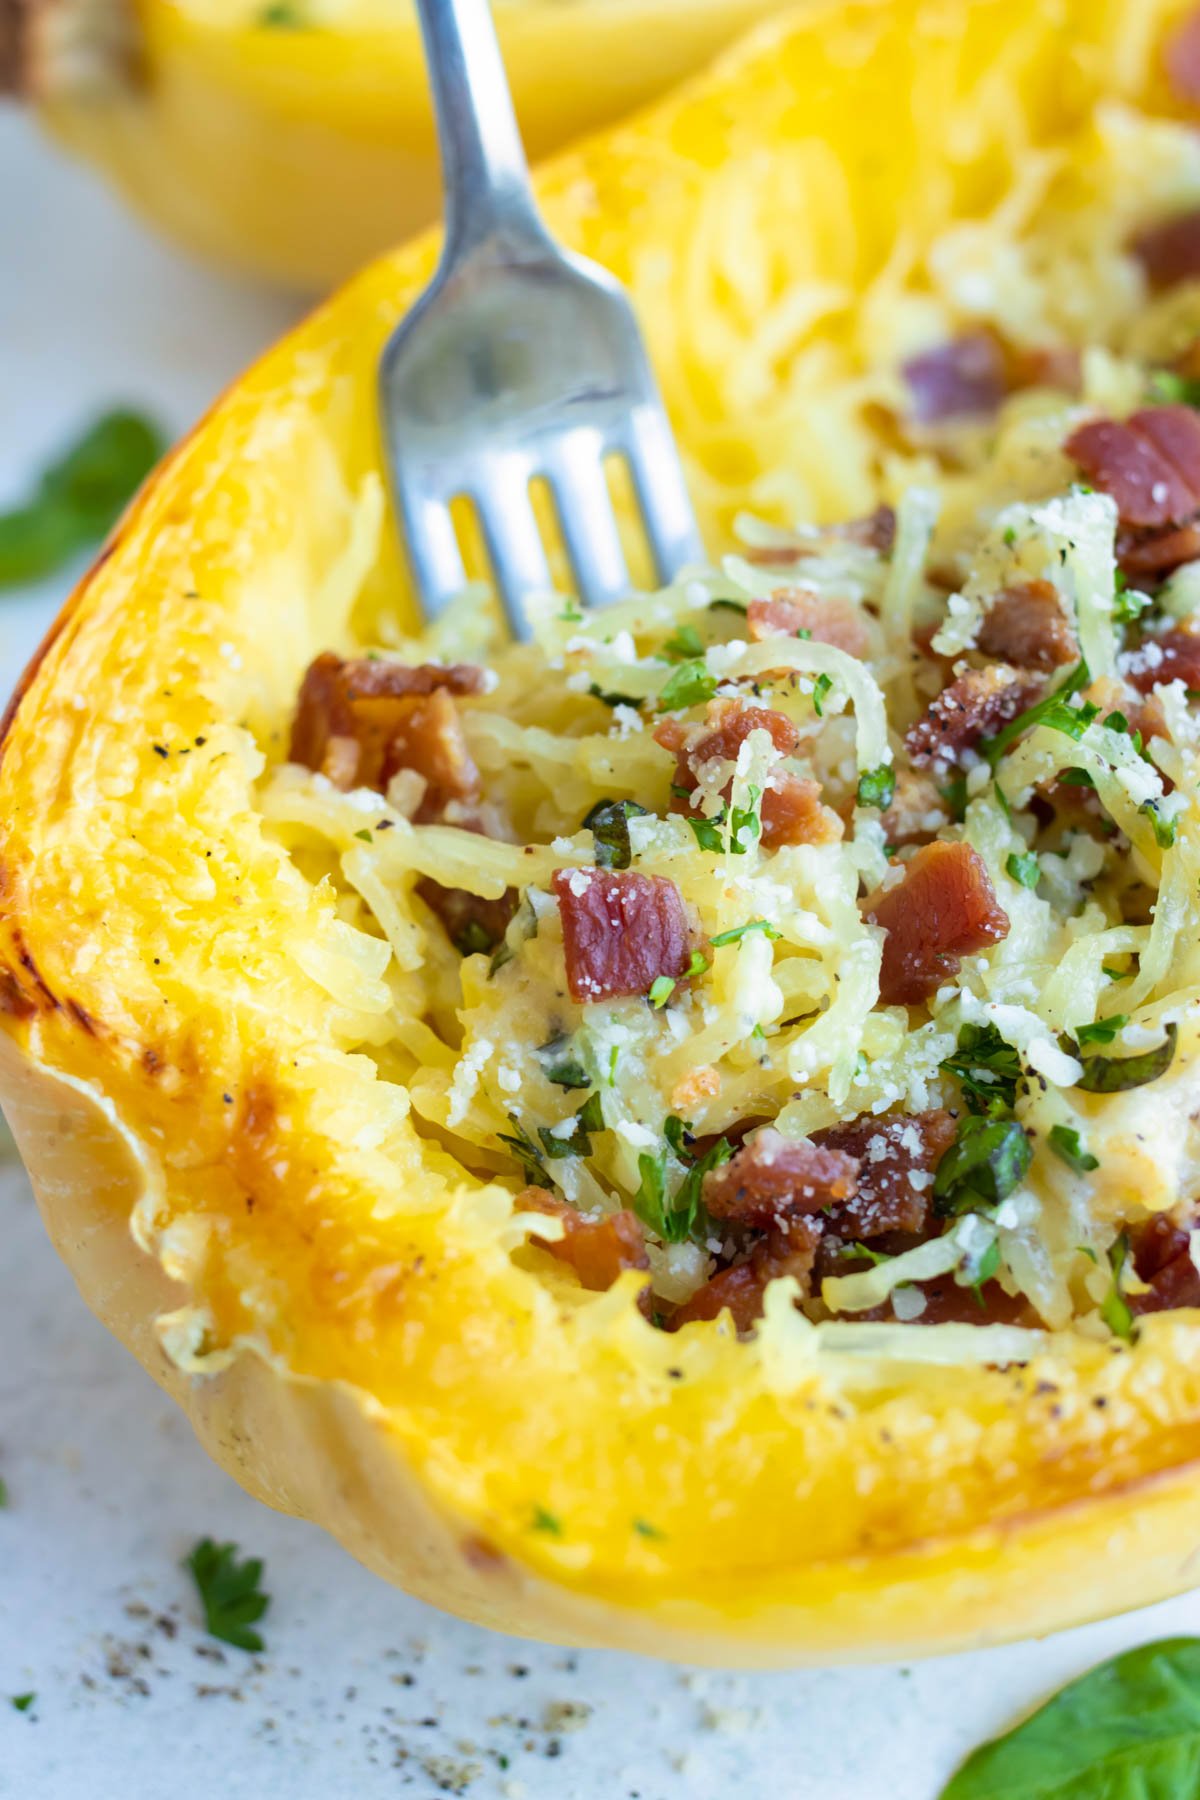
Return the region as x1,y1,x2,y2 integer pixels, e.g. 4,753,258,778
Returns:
582,797,649,871
1140,800,1177,849
856,764,895,810
648,974,677,1008
535,1036,590,1090
662,623,704,662
940,771,969,823
1048,1124,1100,1174
353,827,372,842
531,1506,563,1535
709,918,781,947
1100,1233,1135,1342
633,1123,731,1244
812,672,834,717
708,597,748,616
497,1115,553,1188
657,659,717,712
684,949,710,979
687,814,725,853
11,1694,34,1713
185,1539,270,1653
940,1023,1023,1116
454,919,497,956
980,660,1091,767
1147,367,1200,409
1111,569,1149,626
1005,850,1040,889
633,1518,665,1540
933,1115,1032,1215
588,682,642,709
1075,1014,1127,1047
538,1091,604,1160
729,785,762,852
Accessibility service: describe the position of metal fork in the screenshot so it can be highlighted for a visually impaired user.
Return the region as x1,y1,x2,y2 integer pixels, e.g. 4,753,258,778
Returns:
379,0,703,638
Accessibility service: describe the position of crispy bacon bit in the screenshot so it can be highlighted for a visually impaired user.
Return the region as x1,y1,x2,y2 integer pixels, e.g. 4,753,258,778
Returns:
1128,1215,1200,1315
747,590,870,658
553,868,691,1003
1007,342,1082,397
976,580,1077,672
879,769,950,848
831,503,896,554
1124,624,1200,694
1117,520,1200,582
521,1190,649,1292
865,842,1010,1006
1065,406,1200,529
905,1273,1033,1326
813,1110,956,1238
1166,3,1200,104
905,663,1042,767
1131,209,1200,292
291,652,484,802
903,332,1007,424
702,1128,858,1230
417,879,518,955
655,701,843,849
668,1217,821,1332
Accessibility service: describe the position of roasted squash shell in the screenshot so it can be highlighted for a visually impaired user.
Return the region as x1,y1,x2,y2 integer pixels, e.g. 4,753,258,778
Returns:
6,0,1200,1664
3,0,778,289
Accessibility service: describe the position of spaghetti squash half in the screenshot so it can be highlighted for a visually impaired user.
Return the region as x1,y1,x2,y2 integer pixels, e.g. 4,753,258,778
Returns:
9,0,1200,1663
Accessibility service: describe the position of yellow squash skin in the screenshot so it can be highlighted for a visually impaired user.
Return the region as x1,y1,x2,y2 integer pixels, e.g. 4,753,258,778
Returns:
7,0,1200,1663
28,0,780,290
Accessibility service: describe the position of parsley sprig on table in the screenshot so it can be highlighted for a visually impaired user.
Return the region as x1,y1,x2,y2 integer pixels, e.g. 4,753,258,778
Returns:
185,1539,270,1652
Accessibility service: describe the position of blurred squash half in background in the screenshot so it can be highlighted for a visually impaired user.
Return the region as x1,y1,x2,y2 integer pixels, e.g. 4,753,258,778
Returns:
0,0,782,289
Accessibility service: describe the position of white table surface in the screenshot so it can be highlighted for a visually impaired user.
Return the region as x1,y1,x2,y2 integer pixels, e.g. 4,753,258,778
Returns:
3,109,1200,1800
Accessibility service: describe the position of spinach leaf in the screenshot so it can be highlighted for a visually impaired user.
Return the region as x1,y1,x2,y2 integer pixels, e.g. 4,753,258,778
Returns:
940,1637,1200,1799
0,410,164,588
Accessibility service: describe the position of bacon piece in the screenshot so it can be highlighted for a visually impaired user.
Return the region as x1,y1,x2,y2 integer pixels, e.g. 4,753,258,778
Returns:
655,701,843,849
1166,4,1200,104
1129,1215,1200,1315
1117,521,1200,582
1007,342,1082,397
291,652,484,799
864,842,1010,1006
903,1273,1033,1327
905,663,1042,767
976,580,1077,672
747,590,870,658
521,1190,649,1292
832,504,896,554
1065,406,1200,529
417,879,518,955
553,868,691,1003
813,1110,956,1238
668,1218,821,1332
1131,209,1200,292
702,1128,858,1230
1124,624,1200,694
903,332,1007,423
879,769,950,848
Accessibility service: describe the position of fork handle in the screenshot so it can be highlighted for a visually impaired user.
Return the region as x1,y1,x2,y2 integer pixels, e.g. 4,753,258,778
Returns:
415,0,546,258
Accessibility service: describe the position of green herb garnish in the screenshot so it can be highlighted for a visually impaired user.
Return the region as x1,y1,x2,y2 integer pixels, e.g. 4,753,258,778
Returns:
497,1115,553,1189
588,682,642,709
1006,850,1040,889
980,660,1091,767
729,785,762,852
1140,800,1177,848
686,814,725,853
582,797,649,871
535,1035,590,1090
657,659,717,712
708,597,748,616
11,1694,34,1713
933,1115,1032,1215
648,974,676,1008
185,1539,270,1653
1075,1013,1128,1047
1048,1123,1100,1174
940,1023,1023,1116
0,410,165,588
812,672,834,717
1073,1022,1178,1094
709,919,781,947
538,1091,605,1160
662,623,704,662
531,1506,563,1535
1100,1232,1135,1341
856,764,896,810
